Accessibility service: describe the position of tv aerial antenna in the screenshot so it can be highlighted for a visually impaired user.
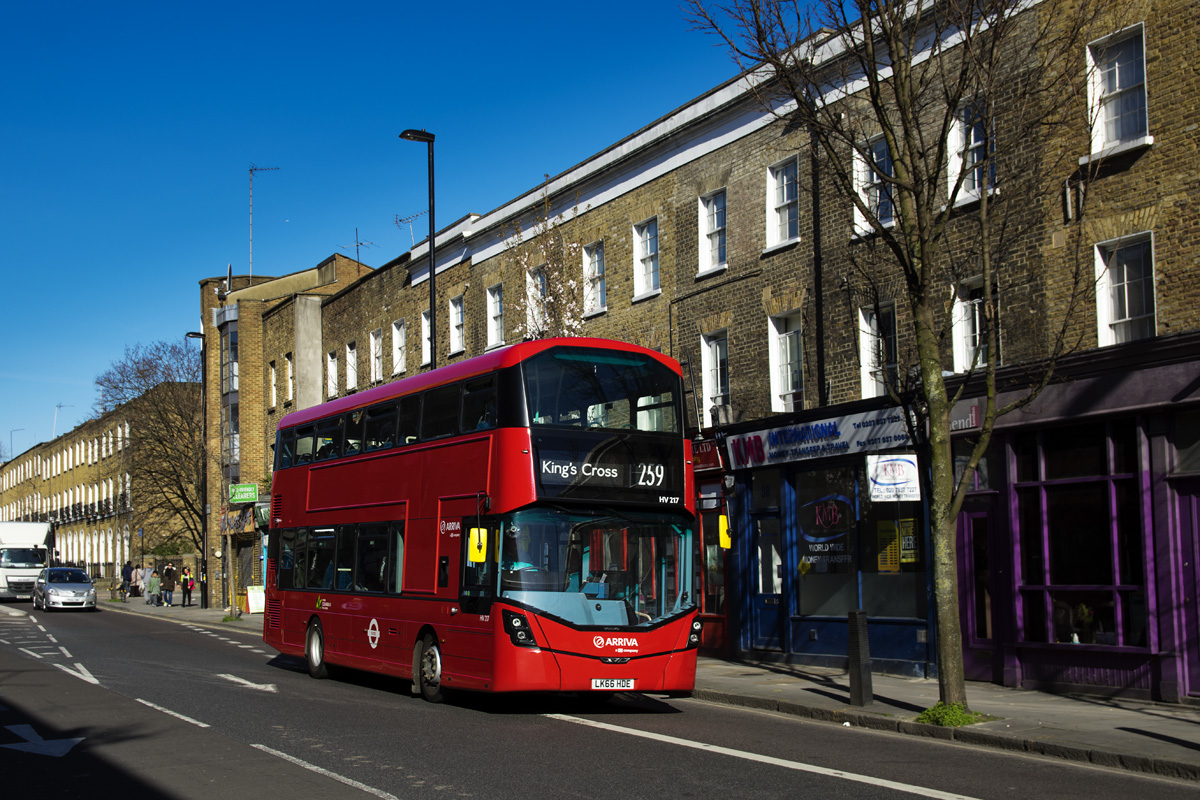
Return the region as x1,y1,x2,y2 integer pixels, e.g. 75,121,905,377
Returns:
340,227,377,263
395,210,428,248
249,163,279,280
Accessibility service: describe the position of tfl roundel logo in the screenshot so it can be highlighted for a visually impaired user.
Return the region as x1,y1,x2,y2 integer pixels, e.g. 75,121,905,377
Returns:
593,636,606,648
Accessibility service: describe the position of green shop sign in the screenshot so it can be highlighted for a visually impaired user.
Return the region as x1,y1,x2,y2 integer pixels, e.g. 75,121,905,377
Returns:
229,483,259,504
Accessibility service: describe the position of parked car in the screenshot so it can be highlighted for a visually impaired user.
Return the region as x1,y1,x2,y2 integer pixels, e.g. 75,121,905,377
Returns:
32,568,98,611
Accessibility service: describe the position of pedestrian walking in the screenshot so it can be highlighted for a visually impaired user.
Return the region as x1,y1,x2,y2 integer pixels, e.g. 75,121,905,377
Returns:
130,564,143,598
162,562,177,607
120,561,133,602
142,563,154,604
147,570,162,607
180,566,195,607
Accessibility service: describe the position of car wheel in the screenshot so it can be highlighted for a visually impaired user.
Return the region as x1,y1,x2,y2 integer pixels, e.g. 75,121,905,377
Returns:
417,633,445,703
306,620,329,679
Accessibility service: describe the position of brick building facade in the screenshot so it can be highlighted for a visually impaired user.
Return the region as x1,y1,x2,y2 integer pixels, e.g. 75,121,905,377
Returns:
193,0,1200,697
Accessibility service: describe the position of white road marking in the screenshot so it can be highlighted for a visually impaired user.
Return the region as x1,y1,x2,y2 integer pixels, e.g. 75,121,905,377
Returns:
54,663,98,685
19,648,44,659
252,744,400,800
544,714,983,800
59,646,72,658
1,724,84,757
217,673,277,692
136,699,210,728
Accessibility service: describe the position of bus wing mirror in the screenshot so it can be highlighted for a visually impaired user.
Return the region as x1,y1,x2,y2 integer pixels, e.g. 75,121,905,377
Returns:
718,515,731,549
468,528,488,563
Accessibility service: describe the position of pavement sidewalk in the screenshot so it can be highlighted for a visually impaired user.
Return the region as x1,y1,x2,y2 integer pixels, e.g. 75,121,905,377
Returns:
96,598,1200,782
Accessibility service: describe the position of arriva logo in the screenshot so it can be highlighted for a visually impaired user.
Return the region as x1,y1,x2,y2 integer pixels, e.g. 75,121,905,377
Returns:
594,636,639,648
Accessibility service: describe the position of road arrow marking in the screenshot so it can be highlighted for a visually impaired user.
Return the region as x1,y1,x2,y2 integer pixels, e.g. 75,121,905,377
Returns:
54,663,99,685
1,724,83,757
217,673,277,692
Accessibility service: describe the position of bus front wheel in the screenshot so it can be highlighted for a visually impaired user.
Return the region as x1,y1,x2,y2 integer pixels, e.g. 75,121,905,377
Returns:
306,620,330,679
417,633,444,703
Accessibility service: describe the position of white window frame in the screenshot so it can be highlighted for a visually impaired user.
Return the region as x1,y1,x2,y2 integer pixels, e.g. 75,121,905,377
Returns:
448,295,465,355
326,351,338,398
487,284,505,348
269,361,277,407
699,189,727,274
345,341,357,391
951,279,998,373
391,321,406,375
700,331,729,425
1095,232,1156,347
369,328,383,383
583,242,606,316
420,311,431,366
1084,24,1152,163
285,353,294,402
633,218,660,299
859,302,898,399
948,103,995,206
526,267,548,336
765,157,800,250
768,312,803,412
855,136,894,235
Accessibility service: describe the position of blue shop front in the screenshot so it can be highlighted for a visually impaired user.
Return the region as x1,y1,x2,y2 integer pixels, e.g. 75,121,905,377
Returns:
721,401,935,676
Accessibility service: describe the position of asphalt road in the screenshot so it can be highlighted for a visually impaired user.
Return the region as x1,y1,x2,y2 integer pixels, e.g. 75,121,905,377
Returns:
1,605,1197,800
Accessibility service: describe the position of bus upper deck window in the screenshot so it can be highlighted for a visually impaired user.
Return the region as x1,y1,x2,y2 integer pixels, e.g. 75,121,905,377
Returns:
294,426,316,465
462,376,497,431
364,403,397,452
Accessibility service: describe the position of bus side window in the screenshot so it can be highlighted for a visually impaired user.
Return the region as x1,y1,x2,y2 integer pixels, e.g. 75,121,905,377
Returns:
364,402,397,452
389,521,405,593
295,426,316,465
398,396,420,445
421,384,460,440
356,524,389,593
314,417,344,462
461,376,497,432
277,529,296,589
276,429,295,470
292,529,308,589
344,409,365,456
307,528,336,589
335,525,355,590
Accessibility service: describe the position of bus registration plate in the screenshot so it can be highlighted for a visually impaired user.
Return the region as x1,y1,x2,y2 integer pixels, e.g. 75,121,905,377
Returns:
591,678,634,690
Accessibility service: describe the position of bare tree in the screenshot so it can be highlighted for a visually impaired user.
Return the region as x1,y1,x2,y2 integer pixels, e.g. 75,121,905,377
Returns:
94,339,205,554
687,0,1115,707
505,179,586,340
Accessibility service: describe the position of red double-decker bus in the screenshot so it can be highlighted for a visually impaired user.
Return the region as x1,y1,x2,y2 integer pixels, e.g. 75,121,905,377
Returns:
264,337,701,701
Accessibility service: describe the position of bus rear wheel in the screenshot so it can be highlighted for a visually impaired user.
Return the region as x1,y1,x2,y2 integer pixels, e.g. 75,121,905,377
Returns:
417,633,444,703
306,620,330,679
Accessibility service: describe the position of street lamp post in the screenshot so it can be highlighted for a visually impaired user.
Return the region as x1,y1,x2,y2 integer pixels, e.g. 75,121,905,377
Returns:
186,331,209,609
399,129,436,370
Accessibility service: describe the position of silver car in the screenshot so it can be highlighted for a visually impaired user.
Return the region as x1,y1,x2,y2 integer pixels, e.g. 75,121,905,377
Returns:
32,568,98,611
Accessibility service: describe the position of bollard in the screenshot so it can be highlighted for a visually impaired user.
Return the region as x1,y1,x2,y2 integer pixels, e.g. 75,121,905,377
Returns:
848,609,874,706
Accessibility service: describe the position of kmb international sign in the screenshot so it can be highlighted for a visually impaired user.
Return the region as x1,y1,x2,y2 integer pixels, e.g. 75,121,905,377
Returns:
724,408,912,469
229,483,259,504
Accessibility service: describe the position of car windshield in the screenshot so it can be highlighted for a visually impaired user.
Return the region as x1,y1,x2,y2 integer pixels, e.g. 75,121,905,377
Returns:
1,548,47,568
49,570,90,584
463,507,696,628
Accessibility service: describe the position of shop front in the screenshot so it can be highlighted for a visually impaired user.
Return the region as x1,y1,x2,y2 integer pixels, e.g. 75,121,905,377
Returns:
953,332,1200,701
722,403,934,677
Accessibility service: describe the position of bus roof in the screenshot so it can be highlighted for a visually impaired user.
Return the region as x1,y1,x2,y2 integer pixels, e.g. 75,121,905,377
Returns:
277,337,683,431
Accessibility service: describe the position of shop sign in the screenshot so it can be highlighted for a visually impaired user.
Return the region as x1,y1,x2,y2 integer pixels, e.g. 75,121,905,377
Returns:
692,438,724,472
725,408,911,469
229,483,259,504
951,400,981,432
220,506,255,536
866,454,921,502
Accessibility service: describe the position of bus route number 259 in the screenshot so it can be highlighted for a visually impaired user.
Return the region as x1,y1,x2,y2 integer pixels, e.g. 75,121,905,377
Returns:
635,463,665,487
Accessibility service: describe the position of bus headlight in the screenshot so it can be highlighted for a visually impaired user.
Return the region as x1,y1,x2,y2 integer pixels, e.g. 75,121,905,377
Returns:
502,609,538,648
685,617,702,650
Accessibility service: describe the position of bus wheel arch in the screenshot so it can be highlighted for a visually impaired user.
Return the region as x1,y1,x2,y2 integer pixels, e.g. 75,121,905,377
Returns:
414,627,445,703
306,616,330,679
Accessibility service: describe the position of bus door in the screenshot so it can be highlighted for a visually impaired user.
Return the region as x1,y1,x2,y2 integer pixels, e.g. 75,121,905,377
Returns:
438,497,493,669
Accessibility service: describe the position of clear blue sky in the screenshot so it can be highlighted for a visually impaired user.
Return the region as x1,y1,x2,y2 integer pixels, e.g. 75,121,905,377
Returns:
0,1,738,461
